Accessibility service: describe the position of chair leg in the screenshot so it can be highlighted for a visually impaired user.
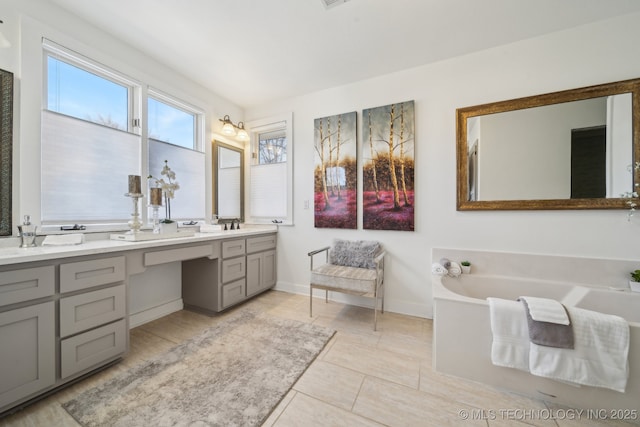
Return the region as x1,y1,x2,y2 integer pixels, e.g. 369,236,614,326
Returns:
309,286,313,318
325,290,328,303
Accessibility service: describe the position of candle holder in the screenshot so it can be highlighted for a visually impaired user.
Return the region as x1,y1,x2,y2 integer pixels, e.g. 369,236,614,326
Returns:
149,204,161,233
125,192,143,234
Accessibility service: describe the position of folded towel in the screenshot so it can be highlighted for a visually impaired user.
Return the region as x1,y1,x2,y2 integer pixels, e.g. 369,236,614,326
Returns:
199,224,223,233
487,297,530,372
529,306,629,392
439,257,451,268
447,262,462,277
42,234,85,246
520,298,574,349
518,296,570,325
431,263,448,276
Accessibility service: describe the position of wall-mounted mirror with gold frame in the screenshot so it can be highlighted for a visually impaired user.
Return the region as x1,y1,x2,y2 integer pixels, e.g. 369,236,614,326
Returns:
457,78,640,210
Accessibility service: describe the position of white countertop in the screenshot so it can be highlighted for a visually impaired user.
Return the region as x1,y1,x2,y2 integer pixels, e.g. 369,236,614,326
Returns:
0,226,277,266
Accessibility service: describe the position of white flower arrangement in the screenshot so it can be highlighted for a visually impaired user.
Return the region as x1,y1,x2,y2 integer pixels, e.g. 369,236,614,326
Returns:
149,160,180,222
621,161,640,221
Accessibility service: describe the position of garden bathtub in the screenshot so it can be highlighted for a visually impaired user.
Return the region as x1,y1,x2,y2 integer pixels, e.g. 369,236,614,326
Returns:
432,273,640,411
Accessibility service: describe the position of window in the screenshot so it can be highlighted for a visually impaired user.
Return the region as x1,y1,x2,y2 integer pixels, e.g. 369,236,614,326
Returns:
147,88,205,221
247,113,293,224
47,56,129,131
257,129,287,164
148,94,196,149
42,39,141,226
41,40,206,229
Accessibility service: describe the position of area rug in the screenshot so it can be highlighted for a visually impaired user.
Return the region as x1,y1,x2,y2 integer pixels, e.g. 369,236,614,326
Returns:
62,309,335,427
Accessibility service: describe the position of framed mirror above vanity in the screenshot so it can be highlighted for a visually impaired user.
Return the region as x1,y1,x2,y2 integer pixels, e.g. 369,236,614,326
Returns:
0,68,13,236
213,140,244,221
457,78,640,210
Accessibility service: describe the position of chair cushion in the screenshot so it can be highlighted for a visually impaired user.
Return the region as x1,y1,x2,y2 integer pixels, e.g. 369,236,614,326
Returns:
329,239,381,269
310,263,377,294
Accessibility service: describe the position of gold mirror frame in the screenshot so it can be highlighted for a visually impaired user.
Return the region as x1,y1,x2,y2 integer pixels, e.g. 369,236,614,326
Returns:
457,78,640,210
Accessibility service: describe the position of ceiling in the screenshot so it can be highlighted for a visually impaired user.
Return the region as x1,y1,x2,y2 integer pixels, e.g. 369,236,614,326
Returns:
47,0,640,108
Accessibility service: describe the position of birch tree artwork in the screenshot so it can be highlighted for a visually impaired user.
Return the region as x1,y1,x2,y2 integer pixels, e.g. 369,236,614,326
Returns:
362,101,415,231
313,111,357,229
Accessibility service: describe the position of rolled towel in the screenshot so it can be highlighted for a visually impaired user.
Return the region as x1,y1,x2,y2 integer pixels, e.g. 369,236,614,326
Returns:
431,263,448,276
447,261,462,277
439,257,451,268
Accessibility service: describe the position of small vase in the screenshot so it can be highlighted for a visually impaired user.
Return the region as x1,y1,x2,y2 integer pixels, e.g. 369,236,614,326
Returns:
160,222,178,234
461,265,471,274
630,280,640,293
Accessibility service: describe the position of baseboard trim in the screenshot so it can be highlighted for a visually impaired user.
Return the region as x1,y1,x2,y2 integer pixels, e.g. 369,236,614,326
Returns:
274,281,432,319
129,299,184,328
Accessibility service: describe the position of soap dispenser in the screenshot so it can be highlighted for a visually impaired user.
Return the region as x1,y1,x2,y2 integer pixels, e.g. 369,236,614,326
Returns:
17,215,37,248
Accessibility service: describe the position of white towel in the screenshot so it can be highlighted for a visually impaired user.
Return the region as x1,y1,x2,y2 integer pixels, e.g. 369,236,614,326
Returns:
529,306,629,392
519,296,570,325
42,234,85,246
487,298,530,372
199,224,223,233
447,262,462,277
431,263,448,276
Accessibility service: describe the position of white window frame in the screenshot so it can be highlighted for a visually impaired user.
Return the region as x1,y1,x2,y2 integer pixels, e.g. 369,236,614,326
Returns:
246,112,293,225
41,39,143,233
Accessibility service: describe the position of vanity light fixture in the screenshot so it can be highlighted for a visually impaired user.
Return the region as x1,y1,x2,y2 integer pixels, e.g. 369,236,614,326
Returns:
236,122,249,141
219,115,249,140
0,20,11,48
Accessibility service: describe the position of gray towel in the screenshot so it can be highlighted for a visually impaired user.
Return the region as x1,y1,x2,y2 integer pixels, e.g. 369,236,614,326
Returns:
519,298,574,349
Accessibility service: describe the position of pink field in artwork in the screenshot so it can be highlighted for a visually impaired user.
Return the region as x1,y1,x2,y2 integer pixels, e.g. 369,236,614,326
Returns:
314,189,357,229
363,190,414,231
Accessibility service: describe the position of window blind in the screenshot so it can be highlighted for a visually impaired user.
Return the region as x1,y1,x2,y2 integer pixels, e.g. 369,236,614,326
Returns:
41,110,140,223
148,139,205,220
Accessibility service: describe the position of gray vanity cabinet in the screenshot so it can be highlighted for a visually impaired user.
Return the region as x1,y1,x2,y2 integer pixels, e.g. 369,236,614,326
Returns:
0,265,56,411
0,255,128,415
182,232,277,314
58,256,128,380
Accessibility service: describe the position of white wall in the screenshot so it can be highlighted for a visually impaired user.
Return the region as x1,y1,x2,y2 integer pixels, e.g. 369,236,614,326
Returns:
246,12,640,319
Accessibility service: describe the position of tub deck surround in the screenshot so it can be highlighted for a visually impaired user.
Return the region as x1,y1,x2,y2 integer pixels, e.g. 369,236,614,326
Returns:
431,248,640,412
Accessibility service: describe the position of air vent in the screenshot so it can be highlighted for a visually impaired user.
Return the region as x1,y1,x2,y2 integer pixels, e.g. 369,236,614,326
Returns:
321,0,350,9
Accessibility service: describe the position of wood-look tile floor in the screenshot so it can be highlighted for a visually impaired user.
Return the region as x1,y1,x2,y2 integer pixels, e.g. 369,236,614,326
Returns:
0,290,635,427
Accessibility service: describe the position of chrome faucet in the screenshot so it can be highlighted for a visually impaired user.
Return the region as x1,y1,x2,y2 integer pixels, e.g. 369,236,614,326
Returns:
17,215,37,248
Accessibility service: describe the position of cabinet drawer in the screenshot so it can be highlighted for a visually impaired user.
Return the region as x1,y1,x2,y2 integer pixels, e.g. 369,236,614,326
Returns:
0,265,55,307
60,318,127,379
221,257,246,283
222,239,245,259
246,234,276,253
60,256,125,293
222,279,246,308
60,284,126,338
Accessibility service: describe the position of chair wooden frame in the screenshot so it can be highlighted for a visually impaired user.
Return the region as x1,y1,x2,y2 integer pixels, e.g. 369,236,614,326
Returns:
308,245,385,330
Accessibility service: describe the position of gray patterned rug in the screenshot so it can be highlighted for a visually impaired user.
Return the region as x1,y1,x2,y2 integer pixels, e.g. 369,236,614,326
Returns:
62,309,335,427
